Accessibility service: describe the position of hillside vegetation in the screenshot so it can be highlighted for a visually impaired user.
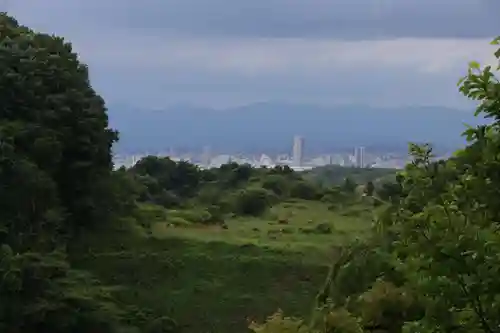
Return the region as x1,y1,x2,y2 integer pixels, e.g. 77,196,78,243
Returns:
305,165,397,187
2,12,500,333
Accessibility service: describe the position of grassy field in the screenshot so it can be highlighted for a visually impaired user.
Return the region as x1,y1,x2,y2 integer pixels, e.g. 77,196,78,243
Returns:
154,200,372,253
73,199,373,333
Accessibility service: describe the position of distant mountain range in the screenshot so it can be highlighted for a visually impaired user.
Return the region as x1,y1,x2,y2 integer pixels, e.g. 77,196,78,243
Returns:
107,102,487,154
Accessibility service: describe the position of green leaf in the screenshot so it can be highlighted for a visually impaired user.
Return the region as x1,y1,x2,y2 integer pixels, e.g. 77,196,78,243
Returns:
495,48,500,59
469,61,481,69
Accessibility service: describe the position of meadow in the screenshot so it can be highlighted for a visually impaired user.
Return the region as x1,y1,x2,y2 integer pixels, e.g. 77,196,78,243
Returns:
72,197,374,333
155,199,372,251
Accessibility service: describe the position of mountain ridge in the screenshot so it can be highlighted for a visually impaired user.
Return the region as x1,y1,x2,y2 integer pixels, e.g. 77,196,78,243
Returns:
108,102,486,154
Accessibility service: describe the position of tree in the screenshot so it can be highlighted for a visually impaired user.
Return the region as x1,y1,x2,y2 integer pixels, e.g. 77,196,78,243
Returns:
0,13,135,333
129,156,202,204
233,188,273,216
364,181,375,197
0,13,118,245
374,38,500,333
0,246,126,333
341,177,357,194
253,37,500,333
290,181,320,200
262,175,290,197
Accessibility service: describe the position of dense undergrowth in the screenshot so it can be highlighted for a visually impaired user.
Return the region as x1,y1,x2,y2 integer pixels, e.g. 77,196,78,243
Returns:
2,11,500,333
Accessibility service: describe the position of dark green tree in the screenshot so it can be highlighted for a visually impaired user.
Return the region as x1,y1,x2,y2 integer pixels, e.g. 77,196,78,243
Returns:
364,181,375,197
373,39,500,333
233,188,273,216
0,13,118,243
0,13,137,333
262,174,290,197
342,177,357,194
130,156,201,205
253,36,500,333
290,181,320,200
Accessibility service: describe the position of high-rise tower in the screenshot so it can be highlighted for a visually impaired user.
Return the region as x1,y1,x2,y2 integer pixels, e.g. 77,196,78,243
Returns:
354,146,366,168
201,145,211,167
292,136,304,166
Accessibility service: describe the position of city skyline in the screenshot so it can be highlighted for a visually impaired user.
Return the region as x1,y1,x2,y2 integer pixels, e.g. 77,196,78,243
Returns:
112,134,427,171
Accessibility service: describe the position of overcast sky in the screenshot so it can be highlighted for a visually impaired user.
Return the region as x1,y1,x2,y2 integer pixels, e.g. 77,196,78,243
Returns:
8,0,500,109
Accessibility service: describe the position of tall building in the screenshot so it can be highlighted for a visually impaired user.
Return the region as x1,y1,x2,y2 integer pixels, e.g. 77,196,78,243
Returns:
292,136,305,166
354,146,366,168
201,146,211,166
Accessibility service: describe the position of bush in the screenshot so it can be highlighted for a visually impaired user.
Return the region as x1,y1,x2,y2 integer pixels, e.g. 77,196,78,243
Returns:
167,216,191,227
289,181,320,200
233,188,274,216
170,208,212,224
249,309,362,333
133,204,168,230
299,223,333,235
249,310,311,333
262,175,290,197
314,223,333,234
0,246,127,333
196,185,224,205
144,316,178,333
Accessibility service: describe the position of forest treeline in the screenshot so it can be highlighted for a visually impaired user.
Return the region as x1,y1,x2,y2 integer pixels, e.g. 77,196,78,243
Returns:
2,12,500,333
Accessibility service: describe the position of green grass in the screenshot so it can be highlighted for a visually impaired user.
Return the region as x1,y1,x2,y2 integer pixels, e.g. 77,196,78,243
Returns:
72,200,373,333
155,200,372,252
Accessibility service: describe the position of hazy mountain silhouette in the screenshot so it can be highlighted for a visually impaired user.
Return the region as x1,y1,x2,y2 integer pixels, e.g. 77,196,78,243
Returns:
108,102,486,154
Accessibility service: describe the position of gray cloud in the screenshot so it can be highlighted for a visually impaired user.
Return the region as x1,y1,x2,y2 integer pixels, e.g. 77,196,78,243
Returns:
6,0,497,109
14,0,498,40
89,62,473,109
9,0,500,40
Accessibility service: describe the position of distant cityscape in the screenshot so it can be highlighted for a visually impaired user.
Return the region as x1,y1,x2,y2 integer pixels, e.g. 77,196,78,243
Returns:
113,136,453,171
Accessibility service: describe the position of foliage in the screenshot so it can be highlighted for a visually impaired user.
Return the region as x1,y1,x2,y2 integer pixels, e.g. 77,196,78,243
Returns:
0,13,135,332
73,236,329,333
249,310,314,333
0,245,126,333
0,14,119,239
372,44,500,333
124,156,366,221
8,10,500,333
233,187,275,216
255,37,500,333
290,181,321,200
364,181,375,197
262,174,291,197
341,177,358,194
305,166,397,187
129,156,201,207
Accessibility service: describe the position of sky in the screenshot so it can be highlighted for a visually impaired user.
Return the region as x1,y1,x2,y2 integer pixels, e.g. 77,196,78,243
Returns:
7,0,500,109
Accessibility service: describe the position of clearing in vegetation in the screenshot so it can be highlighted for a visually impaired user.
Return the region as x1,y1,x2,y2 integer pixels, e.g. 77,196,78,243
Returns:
153,200,372,252
72,163,375,332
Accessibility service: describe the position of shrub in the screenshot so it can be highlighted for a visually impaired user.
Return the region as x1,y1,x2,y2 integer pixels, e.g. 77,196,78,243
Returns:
144,316,178,333
233,188,274,216
262,175,290,197
314,223,333,234
249,310,312,333
170,208,212,223
167,216,191,227
0,246,126,333
133,204,168,230
289,181,320,200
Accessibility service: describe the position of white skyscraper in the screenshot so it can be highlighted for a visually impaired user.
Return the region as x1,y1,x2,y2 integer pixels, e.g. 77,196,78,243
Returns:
354,146,366,168
292,136,304,166
201,146,211,167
